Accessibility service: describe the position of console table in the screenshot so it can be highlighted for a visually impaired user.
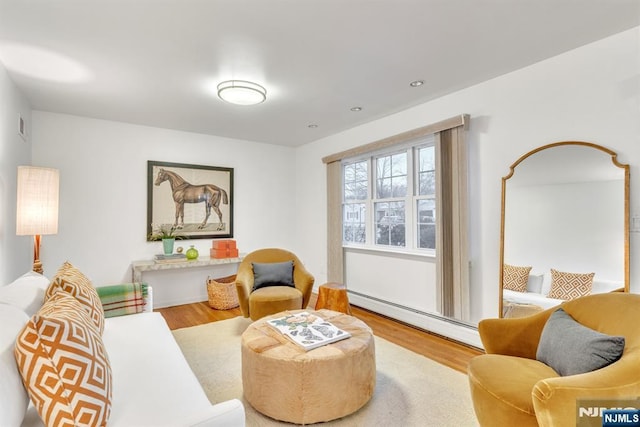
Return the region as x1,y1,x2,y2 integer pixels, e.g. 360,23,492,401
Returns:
131,256,243,282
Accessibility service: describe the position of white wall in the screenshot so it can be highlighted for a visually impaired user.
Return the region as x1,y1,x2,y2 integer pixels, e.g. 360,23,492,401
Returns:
31,113,298,305
345,249,438,313
295,27,640,342
0,62,32,285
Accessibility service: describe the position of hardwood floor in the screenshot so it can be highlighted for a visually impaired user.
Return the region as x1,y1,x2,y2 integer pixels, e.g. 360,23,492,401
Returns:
156,294,483,373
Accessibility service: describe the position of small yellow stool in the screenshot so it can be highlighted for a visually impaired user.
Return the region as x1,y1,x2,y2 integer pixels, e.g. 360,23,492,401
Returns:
314,282,352,314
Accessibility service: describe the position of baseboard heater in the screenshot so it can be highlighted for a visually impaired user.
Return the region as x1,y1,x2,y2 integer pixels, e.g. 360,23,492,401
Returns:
346,289,482,348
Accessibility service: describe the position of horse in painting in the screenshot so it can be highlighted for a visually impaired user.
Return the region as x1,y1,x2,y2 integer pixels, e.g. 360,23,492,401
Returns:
154,168,229,229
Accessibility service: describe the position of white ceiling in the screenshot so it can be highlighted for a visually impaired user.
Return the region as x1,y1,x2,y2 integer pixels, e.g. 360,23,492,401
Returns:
0,0,638,147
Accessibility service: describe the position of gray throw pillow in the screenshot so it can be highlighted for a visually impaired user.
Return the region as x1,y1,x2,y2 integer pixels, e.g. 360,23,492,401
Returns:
251,261,295,292
536,308,625,376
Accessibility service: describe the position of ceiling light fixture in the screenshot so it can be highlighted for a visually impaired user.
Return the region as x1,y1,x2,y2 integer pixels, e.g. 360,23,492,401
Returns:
350,106,363,112
308,124,318,128
409,80,424,87
217,80,267,106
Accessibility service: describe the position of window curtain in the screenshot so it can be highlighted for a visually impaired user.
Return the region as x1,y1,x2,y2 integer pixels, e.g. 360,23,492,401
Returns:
323,114,469,304
435,125,470,320
326,160,344,282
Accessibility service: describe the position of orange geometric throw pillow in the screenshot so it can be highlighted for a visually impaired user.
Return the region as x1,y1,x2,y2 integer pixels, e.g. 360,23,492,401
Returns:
46,261,105,335
503,264,532,293
14,292,112,427
547,268,595,300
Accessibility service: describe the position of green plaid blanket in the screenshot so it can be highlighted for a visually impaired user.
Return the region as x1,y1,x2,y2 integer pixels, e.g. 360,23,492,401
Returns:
97,282,148,318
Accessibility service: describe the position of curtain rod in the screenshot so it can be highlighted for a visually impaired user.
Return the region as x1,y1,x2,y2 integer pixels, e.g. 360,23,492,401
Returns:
322,114,469,164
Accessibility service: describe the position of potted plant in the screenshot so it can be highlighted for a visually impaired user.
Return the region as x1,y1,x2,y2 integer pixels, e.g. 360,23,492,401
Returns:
149,224,181,255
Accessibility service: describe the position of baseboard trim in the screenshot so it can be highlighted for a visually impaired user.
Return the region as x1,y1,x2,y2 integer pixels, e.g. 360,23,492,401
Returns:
348,291,482,348
155,294,207,309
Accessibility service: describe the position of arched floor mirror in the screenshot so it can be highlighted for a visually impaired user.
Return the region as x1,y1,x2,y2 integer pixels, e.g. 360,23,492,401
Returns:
499,141,629,318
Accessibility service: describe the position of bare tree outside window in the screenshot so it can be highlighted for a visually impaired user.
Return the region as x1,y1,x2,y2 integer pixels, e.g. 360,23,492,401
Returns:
374,153,407,247
343,160,368,244
418,146,436,196
374,201,406,246
376,153,407,198
341,136,435,251
416,146,436,249
417,199,436,249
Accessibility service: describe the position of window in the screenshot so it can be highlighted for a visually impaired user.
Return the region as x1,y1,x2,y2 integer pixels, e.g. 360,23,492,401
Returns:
325,114,469,320
342,136,435,252
416,146,436,249
342,160,368,244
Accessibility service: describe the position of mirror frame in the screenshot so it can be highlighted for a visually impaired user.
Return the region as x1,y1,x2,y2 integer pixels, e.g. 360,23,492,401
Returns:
499,141,629,317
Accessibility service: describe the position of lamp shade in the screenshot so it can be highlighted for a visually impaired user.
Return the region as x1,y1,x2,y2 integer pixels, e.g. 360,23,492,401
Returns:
16,166,59,235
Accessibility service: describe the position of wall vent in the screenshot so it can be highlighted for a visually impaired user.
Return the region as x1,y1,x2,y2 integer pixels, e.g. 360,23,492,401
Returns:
18,114,26,141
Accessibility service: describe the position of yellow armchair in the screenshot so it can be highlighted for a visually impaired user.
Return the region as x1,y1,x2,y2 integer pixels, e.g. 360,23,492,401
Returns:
468,292,640,427
235,248,314,320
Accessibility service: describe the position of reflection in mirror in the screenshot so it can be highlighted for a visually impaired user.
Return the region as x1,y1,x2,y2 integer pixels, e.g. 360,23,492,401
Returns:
500,142,629,318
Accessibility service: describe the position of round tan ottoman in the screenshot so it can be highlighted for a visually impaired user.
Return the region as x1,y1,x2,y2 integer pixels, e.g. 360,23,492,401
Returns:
241,309,376,424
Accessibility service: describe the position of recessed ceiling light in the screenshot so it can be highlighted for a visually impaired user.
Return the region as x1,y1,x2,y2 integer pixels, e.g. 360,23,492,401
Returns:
350,106,363,112
217,80,267,105
409,80,424,87
308,124,318,128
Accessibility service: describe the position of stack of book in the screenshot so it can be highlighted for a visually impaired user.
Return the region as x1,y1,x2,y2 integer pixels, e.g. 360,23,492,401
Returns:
154,253,187,263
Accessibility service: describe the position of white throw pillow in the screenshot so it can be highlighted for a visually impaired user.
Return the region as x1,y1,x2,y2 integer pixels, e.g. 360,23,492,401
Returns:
0,271,50,316
0,303,30,427
526,273,544,294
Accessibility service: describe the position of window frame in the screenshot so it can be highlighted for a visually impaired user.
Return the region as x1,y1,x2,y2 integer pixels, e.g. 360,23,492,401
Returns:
341,136,435,256
414,144,437,251
341,157,370,245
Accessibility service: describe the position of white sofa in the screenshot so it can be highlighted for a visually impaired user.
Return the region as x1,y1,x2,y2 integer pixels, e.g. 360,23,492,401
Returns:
0,271,245,427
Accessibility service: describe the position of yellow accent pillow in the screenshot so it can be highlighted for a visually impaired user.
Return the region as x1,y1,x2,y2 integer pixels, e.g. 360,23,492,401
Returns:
14,292,112,427
46,261,105,335
503,264,532,292
547,269,595,300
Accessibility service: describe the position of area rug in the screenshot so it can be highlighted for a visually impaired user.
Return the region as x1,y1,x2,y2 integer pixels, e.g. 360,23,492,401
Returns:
173,317,478,426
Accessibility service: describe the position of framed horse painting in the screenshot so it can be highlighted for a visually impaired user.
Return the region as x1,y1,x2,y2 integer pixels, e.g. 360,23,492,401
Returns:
147,161,234,240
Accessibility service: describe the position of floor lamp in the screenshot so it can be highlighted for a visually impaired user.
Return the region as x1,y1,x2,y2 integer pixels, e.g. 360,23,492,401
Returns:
16,166,59,274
